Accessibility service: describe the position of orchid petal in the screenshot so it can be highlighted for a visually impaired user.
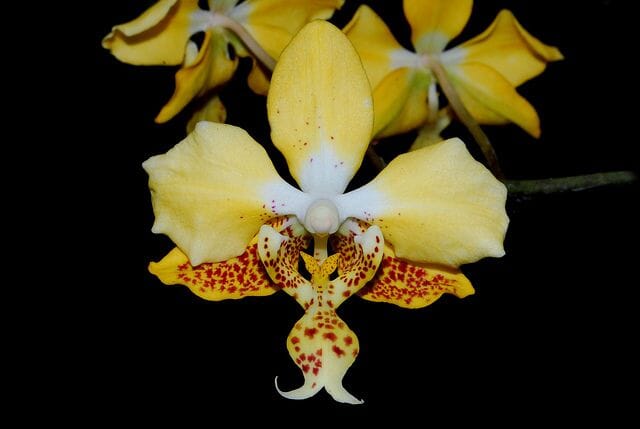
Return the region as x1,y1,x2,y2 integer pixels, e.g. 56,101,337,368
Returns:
186,94,227,133
446,62,541,137
102,0,202,65
268,21,373,195
143,122,311,265
446,9,563,87
343,5,413,89
230,0,345,60
331,219,472,308
155,29,239,123
149,244,276,300
362,244,474,308
150,216,303,300
373,68,432,138
335,138,508,267
404,0,473,54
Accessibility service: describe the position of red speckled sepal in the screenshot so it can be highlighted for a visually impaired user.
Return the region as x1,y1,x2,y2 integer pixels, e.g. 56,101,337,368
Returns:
332,219,474,309
148,216,308,301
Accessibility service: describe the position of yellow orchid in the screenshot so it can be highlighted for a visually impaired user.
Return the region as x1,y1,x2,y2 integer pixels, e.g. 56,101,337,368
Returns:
344,0,563,140
103,0,344,124
143,21,508,403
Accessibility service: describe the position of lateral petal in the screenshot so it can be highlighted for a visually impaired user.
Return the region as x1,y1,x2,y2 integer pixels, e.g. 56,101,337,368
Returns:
143,122,311,265
335,138,508,267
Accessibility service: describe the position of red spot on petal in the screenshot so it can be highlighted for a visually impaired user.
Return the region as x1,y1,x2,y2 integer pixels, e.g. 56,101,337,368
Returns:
323,332,337,342
304,328,318,339
290,336,300,344
302,364,310,373
344,336,353,346
332,345,345,357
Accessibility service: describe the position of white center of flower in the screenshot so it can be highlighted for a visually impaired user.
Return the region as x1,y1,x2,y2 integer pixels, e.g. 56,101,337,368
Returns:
304,199,340,235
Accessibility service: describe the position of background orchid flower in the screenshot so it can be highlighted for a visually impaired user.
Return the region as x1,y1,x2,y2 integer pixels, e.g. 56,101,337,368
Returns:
344,0,563,141
143,20,508,403
103,0,344,126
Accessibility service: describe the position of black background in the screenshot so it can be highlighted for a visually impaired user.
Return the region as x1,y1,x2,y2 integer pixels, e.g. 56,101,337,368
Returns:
90,0,638,422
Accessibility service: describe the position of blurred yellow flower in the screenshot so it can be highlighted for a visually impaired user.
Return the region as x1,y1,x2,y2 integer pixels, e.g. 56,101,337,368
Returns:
345,0,563,139
103,0,344,124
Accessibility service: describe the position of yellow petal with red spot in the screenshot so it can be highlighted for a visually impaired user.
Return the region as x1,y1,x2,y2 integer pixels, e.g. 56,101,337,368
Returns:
143,122,311,266
230,0,344,60
331,219,472,308
268,21,373,195
373,68,432,138
335,138,508,267
149,243,277,300
186,94,227,133
404,0,473,54
360,243,473,308
149,216,301,300
155,29,238,123
449,9,563,87
446,62,541,137
343,5,411,89
102,0,202,65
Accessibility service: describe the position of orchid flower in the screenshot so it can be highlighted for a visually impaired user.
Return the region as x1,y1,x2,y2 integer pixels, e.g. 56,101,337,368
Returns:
103,0,344,126
143,21,508,403
344,0,563,140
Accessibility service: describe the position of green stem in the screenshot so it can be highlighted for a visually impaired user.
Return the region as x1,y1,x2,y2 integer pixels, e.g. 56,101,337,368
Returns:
430,60,503,179
217,14,276,71
505,171,637,196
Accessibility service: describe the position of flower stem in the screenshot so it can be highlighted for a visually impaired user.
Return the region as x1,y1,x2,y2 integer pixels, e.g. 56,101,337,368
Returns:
217,14,276,71
430,60,503,179
313,234,329,262
505,171,637,197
